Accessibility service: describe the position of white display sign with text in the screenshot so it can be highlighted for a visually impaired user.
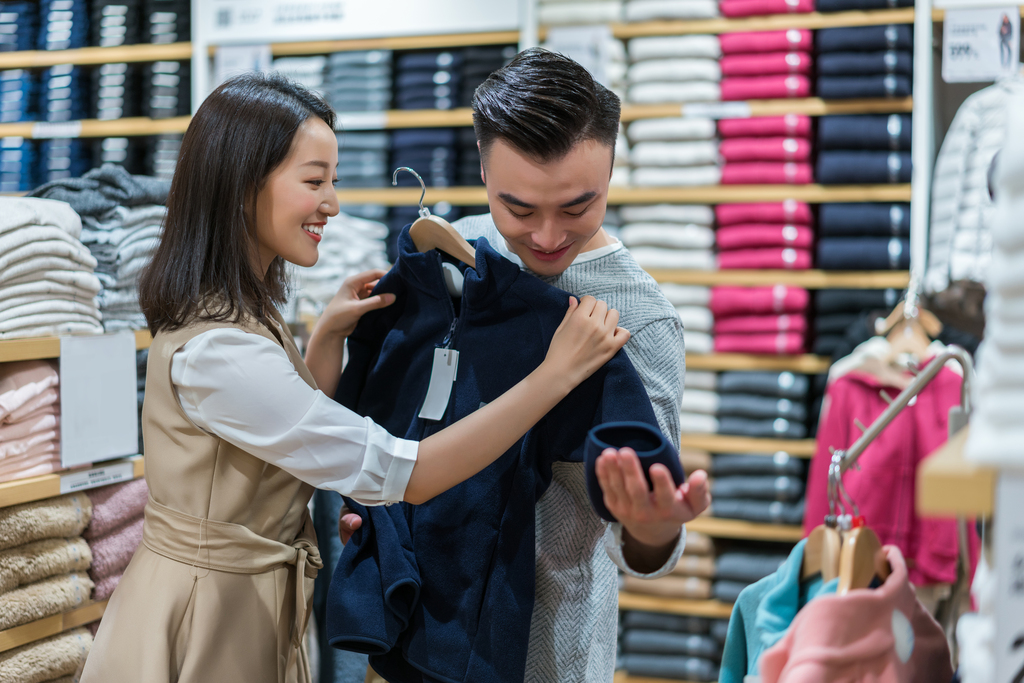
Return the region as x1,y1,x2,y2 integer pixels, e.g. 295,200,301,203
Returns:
942,7,1020,82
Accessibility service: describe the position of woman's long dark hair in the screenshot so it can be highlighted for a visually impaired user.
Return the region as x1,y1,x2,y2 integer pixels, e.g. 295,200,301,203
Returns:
139,72,336,335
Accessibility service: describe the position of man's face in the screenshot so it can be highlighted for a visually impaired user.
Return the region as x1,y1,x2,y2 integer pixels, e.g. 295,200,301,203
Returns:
482,138,612,277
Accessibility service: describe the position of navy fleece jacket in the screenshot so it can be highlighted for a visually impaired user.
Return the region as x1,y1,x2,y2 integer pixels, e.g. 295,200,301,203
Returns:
326,228,660,683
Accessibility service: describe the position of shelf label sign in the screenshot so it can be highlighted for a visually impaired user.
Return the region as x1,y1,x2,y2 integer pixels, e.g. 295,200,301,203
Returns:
683,101,752,119
336,112,388,131
942,7,1020,82
60,461,135,495
31,121,83,139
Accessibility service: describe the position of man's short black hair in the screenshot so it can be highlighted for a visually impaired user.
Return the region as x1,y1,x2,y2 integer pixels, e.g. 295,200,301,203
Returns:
472,47,621,166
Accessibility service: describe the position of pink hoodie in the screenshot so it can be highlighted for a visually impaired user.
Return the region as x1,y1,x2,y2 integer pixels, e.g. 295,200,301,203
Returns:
759,545,953,683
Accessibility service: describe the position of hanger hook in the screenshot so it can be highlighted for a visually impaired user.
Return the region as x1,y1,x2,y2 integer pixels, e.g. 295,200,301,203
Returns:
392,167,431,218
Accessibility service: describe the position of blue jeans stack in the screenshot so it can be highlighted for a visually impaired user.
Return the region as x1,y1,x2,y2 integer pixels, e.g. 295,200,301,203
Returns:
141,60,189,119
41,64,89,122
38,0,89,51
38,138,92,183
143,0,188,43
0,2,37,52
0,137,36,192
91,0,141,47
815,24,912,99
0,69,37,123
395,49,463,111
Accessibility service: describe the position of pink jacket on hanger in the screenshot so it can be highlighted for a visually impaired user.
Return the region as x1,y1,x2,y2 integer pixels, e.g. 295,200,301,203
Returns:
719,0,815,18
805,366,974,586
716,201,813,226
721,75,812,100
710,285,810,317
758,545,954,683
714,313,807,334
719,29,814,54
721,162,814,185
720,138,813,163
720,52,814,76
717,225,814,250
715,332,806,354
718,247,813,270
719,115,812,139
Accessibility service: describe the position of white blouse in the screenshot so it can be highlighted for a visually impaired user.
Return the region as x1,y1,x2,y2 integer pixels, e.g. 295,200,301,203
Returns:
170,327,418,506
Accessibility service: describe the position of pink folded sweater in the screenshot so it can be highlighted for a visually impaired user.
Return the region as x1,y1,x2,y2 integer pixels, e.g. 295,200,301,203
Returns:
716,224,814,250
715,201,813,226
714,314,808,334
720,51,813,77
721,75,811,101
719,115,812,139
715,332,806,354
84,478,149,541
719,29,813,54
710,285,810,316
720,0,815,17
721,162,813,185
720,138,812,163
718,247,813,270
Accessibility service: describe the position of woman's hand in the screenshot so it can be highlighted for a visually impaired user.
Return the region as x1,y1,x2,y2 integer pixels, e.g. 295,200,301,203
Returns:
314,269,396,340
540,296,630,392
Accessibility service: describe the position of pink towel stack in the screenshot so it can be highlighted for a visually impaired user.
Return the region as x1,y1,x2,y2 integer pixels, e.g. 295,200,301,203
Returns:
85,478,148,602
0,361,62,484
710,284,810,354
714,200,814,270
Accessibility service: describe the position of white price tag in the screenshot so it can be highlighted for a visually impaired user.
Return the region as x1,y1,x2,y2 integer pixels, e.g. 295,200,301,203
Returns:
418,348,459,421
942,7,1020,83
60,461,135,495
336,112,388,131
682,101,752,120
31,121,83,139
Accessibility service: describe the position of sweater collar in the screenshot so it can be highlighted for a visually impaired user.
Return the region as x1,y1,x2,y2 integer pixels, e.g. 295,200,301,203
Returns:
393,224,520,311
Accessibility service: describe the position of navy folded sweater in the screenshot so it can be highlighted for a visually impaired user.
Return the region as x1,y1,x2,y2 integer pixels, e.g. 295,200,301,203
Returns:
326,228,659,683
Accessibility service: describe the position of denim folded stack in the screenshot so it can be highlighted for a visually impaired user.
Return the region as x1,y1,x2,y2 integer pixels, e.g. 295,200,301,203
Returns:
617,609,721,682
811,286,902,357
626,35,722,114
626,116,720,188
38,0,89,51
91,62,140,120
457,127,483,187
539,0,624,25
621,204,717,278
715,200,814,272
94,137,143,174
718,114,813,186
324,50,391,114
659,279,714,355
271,56,326,95
718,30,814,104
392,127,457,189
624,0,719,20
41,64,89,123
395,49,461,111
0,137,36,192
818,0,910,12
39,139,92,183
0,69,37,123
143,0,188,44
815,24,913,99
0,2,37,52
141,60,189,118
681,369,811,441
144,133,180,179
817,113,911,190
712,546,792,602
336,130,390,191
712,452,806,532
91,0,141,47
458,45,516,108
816,197,911,271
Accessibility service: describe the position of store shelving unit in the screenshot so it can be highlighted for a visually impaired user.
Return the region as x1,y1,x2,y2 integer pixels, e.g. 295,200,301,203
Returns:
649,269,910,288
0,330,151,364
618,592,735,619
0,600,108,654
679,434,816,456
917,427,995,518
686,353,830,373
688,516,804,542
0,42,192,69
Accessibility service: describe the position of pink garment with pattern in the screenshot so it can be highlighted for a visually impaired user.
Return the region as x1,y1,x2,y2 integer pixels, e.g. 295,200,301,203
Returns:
719,247,812,270
715,332,806,354
710,285,810,316
717,225,814,250
719,29,813,53
720,0,814,18
714,314,808,334
720,52,813,76
759,545,954,683
720,138,812,163
722,162,813,185
721,75,811,100
719,115,812,139
716,201,813,226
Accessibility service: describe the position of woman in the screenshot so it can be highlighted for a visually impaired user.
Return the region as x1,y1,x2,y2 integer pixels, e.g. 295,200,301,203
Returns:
80,72,629,683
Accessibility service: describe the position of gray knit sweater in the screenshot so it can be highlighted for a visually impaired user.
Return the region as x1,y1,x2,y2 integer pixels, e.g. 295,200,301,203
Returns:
453,213,687,682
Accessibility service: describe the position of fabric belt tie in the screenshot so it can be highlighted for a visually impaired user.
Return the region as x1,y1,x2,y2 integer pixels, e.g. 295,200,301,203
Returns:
141,496,323,655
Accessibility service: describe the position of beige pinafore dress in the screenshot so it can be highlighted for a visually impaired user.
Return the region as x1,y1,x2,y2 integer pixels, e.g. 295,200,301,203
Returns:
80,308,322,683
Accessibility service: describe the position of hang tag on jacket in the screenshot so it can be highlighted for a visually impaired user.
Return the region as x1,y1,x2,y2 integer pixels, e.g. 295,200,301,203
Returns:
419,348,460,421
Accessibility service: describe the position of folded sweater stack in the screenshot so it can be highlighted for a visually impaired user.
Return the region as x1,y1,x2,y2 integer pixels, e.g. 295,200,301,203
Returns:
711,546,792,602
539,0,624,25
0,493,94,641
0,360,61,484
815,24,913,99
710,450,807,529
710,284,810,354
617,608,723,682
627,117,720,188
715,200,814,271
719,115,814,186
620,530,716,601
659,281,714,355
680,370,812,443
84,478,148,604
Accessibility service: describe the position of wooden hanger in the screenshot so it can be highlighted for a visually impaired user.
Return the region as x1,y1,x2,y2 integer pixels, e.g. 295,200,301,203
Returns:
837,526,891,594
394,167,476,268
875,295,943,369
801,524,843,582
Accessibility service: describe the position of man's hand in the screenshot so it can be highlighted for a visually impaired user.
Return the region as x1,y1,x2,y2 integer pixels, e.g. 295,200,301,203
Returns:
596,447,711,549
338,510,363,545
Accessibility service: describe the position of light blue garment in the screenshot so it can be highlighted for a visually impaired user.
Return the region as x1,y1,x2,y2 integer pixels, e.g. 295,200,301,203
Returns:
718,538,839,683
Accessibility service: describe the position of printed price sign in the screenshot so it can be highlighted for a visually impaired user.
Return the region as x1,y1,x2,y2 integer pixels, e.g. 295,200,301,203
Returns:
942,7,1020,82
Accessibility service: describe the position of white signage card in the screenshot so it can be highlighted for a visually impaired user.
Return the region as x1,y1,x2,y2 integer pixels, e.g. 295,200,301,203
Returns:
214,44,273,88
31,121,83,139
336,112,388,131
203,0,518,45
995,470,1024,682
683,101,752,119
543,26,613,88
60,461,135,495
942,7,1021,82
59,333,139,468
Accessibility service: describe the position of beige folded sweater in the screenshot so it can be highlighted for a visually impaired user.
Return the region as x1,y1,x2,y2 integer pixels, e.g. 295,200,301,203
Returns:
0,494,92,551
0,572,94,631
683,530,714,556
621,574,713,600
671,553,716,578
0,537,92,594
0,627,92,683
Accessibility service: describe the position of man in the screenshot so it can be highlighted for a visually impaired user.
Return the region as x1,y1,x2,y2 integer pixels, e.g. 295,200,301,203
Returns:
343,48,711,682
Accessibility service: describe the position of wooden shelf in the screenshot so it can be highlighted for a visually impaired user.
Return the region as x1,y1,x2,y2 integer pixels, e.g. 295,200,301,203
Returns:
917,426,994,518
649,269,910,289
0,43,192,70
267,30,520,57
0,600,107,653
618,592,734,619
336,184,911,206
0,116,190,140
686,353,830,373
0,329,151,363
688,515,804,542
622,97,912,122
679,433,816,456
0,456,144,509
614,673,708,683
604,7,915,36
